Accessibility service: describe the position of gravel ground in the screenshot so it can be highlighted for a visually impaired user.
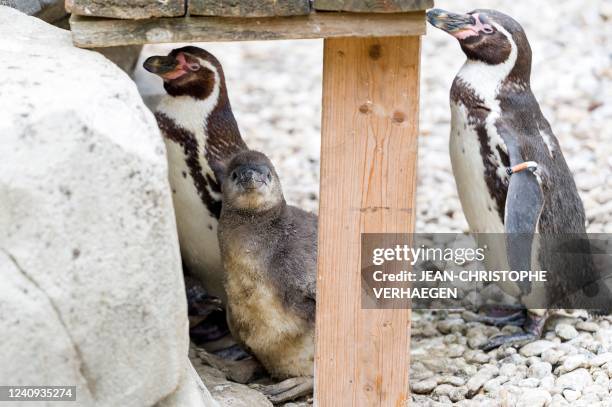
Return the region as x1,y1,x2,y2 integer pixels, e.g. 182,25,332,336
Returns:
133,0,612,405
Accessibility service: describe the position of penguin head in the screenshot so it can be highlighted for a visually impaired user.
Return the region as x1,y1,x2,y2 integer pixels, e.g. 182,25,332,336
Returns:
220,151,284,213
143,46,226,100
427,9,531,81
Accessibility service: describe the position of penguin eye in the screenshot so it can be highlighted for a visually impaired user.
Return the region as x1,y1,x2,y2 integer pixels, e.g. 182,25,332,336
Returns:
482,26,494,35
187,63,200,72
231,171,238,181
267,173,272,182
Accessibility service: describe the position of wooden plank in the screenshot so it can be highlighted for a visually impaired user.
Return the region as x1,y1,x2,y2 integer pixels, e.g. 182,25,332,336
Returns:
190,0,310,17
69,0,185,19
314,0,433,12
315,36,420,406
69,12,426,47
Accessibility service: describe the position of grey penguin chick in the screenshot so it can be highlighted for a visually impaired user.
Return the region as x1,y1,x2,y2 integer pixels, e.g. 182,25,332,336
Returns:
143,46,247,303
427,9,609,349
217,150,317,404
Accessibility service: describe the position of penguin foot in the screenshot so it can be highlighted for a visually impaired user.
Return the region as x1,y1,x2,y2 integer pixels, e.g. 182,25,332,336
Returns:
480,311,548,351
198,349,264,384
260,377,314,404
190,310,230,344
185,276,224,321
472,304,527,327
473,311,526,327
213,344,251,361
188,298,223,328
480,331,539,351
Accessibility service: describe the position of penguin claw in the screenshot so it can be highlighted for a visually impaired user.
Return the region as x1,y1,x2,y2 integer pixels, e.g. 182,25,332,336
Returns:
481,332,538,352
260,377,313,404
480,311,548,351
185,276,224,318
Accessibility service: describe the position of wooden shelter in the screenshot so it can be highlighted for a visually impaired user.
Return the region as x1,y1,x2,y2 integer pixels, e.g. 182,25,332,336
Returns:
68,1,432,405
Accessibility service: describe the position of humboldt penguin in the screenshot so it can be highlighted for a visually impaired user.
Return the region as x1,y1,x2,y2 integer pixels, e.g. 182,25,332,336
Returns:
217,150,317,404
427,9,609,349
143,46,247,304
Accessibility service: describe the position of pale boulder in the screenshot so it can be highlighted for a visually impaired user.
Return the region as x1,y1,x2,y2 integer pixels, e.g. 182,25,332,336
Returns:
0,6,216,407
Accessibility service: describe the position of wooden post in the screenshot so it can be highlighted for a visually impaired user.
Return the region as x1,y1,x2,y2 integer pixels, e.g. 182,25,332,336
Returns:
315,36,420,406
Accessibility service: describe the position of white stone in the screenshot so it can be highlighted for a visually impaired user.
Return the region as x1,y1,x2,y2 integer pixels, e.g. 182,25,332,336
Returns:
466,364,498,398
0,7,214,407
591,352,612,367
556,324,579,341
518,378,540,388
558,354,589,373
520,340,556,357
562,389,580,402
556,369,593,392
195,364,272,407
411,378,437,394
499,363,517,377
516,389,551,407
576,321,599,332
528,362,552,379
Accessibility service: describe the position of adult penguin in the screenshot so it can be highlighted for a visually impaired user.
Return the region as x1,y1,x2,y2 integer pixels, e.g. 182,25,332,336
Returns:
427,9,610,349
144,46,247,304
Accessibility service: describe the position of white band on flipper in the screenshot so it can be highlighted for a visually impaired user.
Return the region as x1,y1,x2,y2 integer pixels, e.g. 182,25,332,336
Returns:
506,161,538,176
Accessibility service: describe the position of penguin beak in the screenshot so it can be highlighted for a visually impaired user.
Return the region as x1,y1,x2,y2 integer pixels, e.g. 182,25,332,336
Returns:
234,165,271,191
426,9,489,39
143,54,187,80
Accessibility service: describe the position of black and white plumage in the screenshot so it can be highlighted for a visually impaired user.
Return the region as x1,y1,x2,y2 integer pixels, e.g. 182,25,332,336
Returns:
427,9,609,348
144,46,247,303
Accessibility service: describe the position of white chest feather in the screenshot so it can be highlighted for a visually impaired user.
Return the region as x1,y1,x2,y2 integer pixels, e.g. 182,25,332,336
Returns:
156,60,226,298
450,102,505,235
450,22,518,234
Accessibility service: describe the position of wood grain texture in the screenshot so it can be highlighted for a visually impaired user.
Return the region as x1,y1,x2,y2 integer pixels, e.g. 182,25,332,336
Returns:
69,12,426,47
314,36,420,406
190,0,311,17
70,0,185,19
314,0,433,12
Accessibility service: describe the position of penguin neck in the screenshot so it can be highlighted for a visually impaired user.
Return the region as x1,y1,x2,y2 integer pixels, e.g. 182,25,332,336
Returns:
458,58,516,109
456,24,522,107
157,81,241,145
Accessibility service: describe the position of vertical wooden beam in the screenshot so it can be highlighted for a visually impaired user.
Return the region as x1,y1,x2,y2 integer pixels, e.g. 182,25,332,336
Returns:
315,36,420,406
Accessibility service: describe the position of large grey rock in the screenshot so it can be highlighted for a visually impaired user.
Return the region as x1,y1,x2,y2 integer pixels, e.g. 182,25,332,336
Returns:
193,362,272,407
0,7,215,407
0,0,66,22
0,0,56,14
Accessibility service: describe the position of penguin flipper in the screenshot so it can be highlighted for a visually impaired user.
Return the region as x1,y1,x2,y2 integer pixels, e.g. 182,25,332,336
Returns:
504,166,544,295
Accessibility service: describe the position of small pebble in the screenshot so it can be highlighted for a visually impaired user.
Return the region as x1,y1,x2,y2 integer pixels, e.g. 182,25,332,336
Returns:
411,378,437,394
557,354,589,373
520,340,556,357
562,389,580,402
556,324,579,341
528,361,552,379
576,321,599,332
